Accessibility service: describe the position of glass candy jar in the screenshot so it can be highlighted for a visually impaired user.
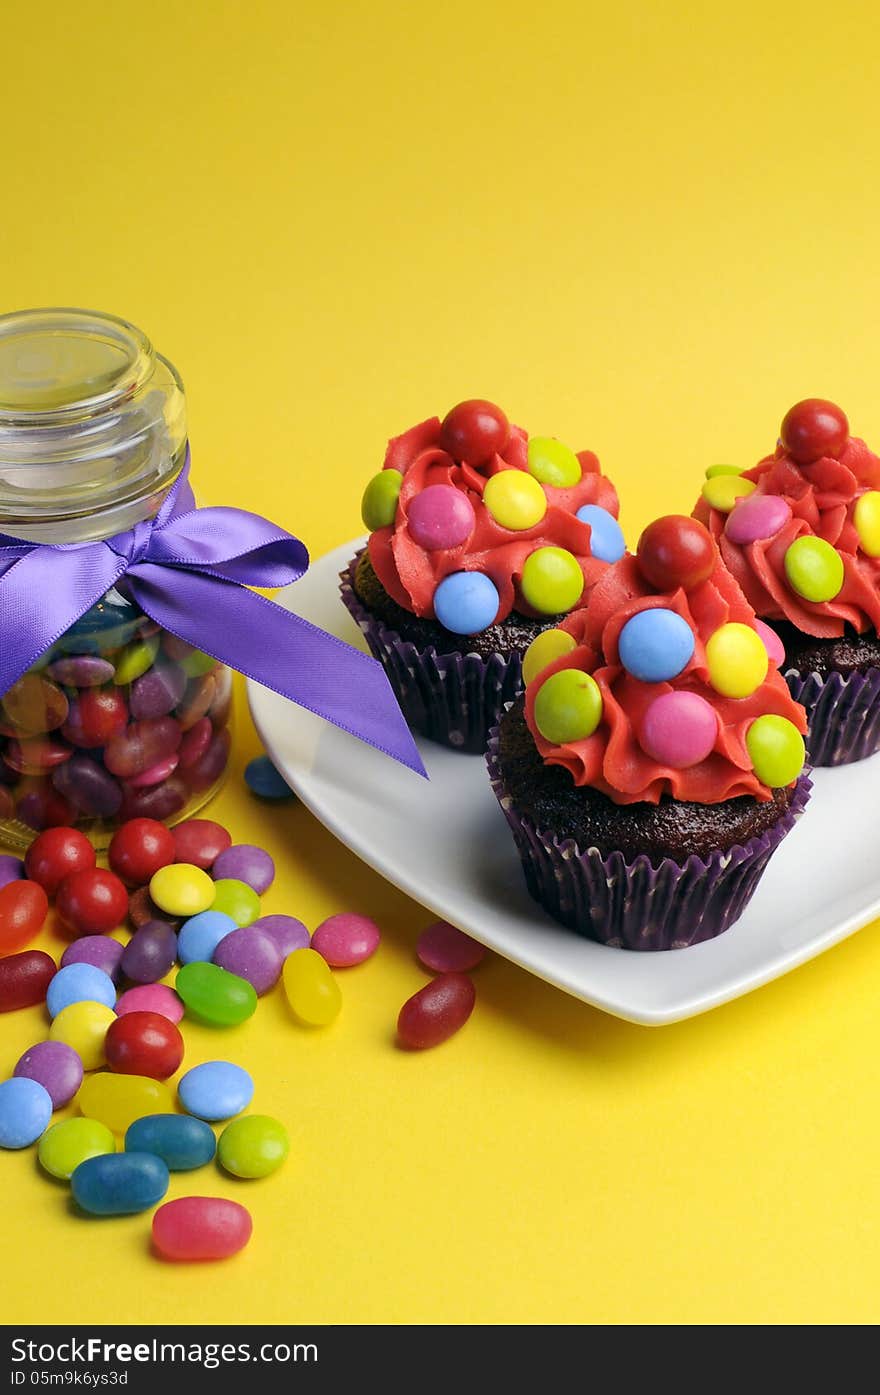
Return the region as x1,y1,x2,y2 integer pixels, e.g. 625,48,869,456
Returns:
0,308,233,850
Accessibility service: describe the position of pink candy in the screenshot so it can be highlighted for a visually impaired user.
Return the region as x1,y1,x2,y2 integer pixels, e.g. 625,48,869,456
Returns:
755,619,786,667
406,485,475,551
311,913,381,967
416,921,486,973
724,493,792,545
129,754,180,788
115,983,185,1024
639,690,719,769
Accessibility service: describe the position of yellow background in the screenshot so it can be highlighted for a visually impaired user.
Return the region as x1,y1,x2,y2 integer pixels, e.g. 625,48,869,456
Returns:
2,0,880,1326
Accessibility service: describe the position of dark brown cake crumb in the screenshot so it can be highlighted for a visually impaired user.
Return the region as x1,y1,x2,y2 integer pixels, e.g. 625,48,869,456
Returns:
767,619,880,679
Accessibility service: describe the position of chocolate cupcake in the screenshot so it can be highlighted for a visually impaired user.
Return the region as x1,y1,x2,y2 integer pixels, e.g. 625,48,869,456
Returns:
694,398,880,765
341,399,622,752
487,515,811,950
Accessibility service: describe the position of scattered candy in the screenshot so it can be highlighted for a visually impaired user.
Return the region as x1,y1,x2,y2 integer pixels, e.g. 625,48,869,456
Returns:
519,546,584,615
48,1000,116,1071
636,516,715,591
0,1078,53,1148
178,910,237,965
618,608,695,683
210,878,260,928
701,475,756,512
212,844,275,895
178,1061,254,1121
125,1114,217,1171
213,927,282,995
218,1115,289,1179
283,948,342,1027
72,1151,169,1215
0,879,49,953
120,921,179,984
854,490,880,556
639,691,719,768
46,963,116,1019
407,484,476,548
533,669,603,744
483,471,546,532
724,493,792,545
780,398,848,463
115,984,184,1024
439,400,509,466
397,973,476,1049
361,469,403,531
108,818,176,887
56,867,128,936
24,827,95,895
575,504,626,562
746,714,805,787
152,1196,253,1262
250,915,310,957
0,951,56,1013
755,619,786,667
311,913,381,967
705,622,769,698
14,1040,83,1108
416,921,487,973
433,570,500,635
60,935,124,982
150,863,215,918
783,535,845,603
0,855,24,891
243,758,292,802
78,1072,173,1134
39,1118,115,1179
105,1011,184,1080
526,436,581,488
175,961,257,1027
128,885,180,931
521,629,578,687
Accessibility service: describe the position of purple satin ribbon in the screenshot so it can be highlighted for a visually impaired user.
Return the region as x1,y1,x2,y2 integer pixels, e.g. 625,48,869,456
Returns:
0,459,426,777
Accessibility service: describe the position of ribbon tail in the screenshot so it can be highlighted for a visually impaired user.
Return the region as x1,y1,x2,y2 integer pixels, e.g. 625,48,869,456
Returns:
128,565,427,778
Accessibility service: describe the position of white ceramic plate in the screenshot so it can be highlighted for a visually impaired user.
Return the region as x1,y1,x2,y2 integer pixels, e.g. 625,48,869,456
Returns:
247,538,880,1025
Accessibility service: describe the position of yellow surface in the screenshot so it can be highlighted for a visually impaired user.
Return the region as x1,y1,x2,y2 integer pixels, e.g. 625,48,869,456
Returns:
2,0,880,1327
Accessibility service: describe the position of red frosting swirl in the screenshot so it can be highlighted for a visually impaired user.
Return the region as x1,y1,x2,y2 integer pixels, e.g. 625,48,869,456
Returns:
368,417,619,622
694,436,880,638
524,555,807,805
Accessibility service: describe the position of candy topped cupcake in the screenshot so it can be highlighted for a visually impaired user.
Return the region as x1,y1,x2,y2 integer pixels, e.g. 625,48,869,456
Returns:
694,398,880,764
341,399,622,752
487,515,811,950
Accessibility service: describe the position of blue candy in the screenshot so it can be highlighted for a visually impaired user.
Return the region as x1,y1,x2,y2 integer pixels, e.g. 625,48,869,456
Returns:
618,607,695,683
46,963,117,1019
178,1061,254,1121
54,587,140,656
124,1113,217,1171
71,1152,169,1215
433,571,500,635
177,910,237,965
244,754,294,801
0,1078,53,1149
575,505,626,563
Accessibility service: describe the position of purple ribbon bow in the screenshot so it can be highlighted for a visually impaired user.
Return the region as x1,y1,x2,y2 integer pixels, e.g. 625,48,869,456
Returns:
0,459,426,777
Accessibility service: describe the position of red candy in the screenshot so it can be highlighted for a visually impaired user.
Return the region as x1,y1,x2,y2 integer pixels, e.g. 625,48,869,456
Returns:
171,819,232,871
152,1196,253,1262
109,818,176,888
439,400,510,466
62,689,128,748
0,880,49,954
397,972,476,1049
416,921,487,973
129,885,181,931
0,949,56,1011
16,787,75,831
780,398,849,464
637,515,716,592
57,867,129,937
104,1010,184,1080
104,717,181,779
25,827,96,896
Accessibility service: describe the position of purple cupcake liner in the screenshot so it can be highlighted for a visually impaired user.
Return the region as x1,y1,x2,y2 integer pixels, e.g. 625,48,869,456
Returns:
485,725,813,951
339,555,525,754
782,663,880,767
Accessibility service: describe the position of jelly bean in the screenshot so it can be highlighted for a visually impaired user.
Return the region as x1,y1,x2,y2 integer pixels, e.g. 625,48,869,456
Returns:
177,910,236,965
172,818,232,870
0,855,24,890
53,754,123,817
361,469,403,530
178,1061,254,1121
701,475,756,512
704,464,743,479
150,863,215,918
705,622,769,698
14,1040,83,1107
526,436,581,488
250,915,310,957
407,484,476,548
16,787,74,831
78,1072,173,1134
575,504,626,562
120,775,189,823
114,636,160,686
49,1000,116,1071
57,868,129,936
618,608,695,682
0,950,56,1012
432,570,500,635
72,1151,169,1215
129,885,181,932
483,471,547,532
62,935,124,982
784,535,845,602
104,717,182,779
521,629,577,687
243,755,293,801
47,655,116,688
108,818,175,888
416,921,487,973
125,1114,217,1170
152,1196,253,1262
218,1115,289,1179
39,1118,116,1179
724,493,792,545
121,922,179,984
175,675,216,731
213,927,282,994
47,963,117,1019
439,400,509,465
105,1011,184,1080
636,516,715,591
178,717,213,771
0,1078,52,1148
533,668,603,744
746,714,805,787
212,845,275,895
116,984,184,1023
283,948,342,1027
0,879,49,953
0,674,68,735
397,973,476,1049
25,827,95,895
519,546,584,615
639,690,719,768
781,398,849,463
176,961,257,1026
61,689,128,748
854,490,880,557
311,913,381,967
210,878,260,928
5,736,71,775
755,619,786,667
130,658,187,720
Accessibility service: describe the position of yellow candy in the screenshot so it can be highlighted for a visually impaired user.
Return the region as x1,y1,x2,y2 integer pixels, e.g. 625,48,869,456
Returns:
705,622,768,698
483,470,547,531
48,1000,116,1071
283,948,342,1027
78,1072,174,1134
704,464,743,479
701,475,756,513
150,863,215,918
522,628,577,686
854,490,880,557
38,1118,115,1180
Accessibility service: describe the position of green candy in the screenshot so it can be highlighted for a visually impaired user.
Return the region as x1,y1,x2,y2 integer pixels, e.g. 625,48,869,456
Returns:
783,536,844,602
520,546,584,615
704,463,743,479
361,470,402,531
179,647,217,677
746,714,805,787
175,961,257,1027
218,1114,290,1179
526,437,582,489
211,878,261,927
114,635,159,685
38,1118,115,1180
533,668,603,743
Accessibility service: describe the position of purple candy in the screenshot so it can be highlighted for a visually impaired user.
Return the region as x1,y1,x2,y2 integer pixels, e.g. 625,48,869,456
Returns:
52,754,123,817
130,658,187,720
250,914,310,957
61,935,125,983
212,844,275,895
47,655,116,688
121,921,179,985
0,854,24,891
213,926,282,995
725,493,792,545
14,1040,83,1109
